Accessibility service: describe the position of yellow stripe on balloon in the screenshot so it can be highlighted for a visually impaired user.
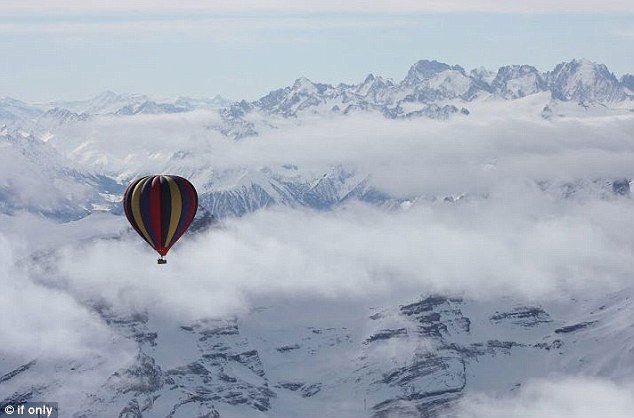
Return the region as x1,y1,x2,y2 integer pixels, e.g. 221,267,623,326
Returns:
131,176,155,249
164,176,182,247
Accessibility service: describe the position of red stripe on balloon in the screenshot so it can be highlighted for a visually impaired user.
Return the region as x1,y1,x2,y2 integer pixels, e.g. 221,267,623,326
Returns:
149,177,166,256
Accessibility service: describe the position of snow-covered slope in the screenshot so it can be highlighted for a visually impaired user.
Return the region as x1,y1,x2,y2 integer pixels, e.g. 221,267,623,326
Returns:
492,65,546,99
0,97,45,123
547,59,627,103
0,126,120,220
51,92,232,116
2,286,632,417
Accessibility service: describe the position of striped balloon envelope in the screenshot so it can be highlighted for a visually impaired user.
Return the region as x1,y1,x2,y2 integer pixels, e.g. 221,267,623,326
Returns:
123,175,198,263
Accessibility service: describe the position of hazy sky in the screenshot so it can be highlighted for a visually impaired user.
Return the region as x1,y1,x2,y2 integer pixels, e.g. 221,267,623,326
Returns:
1,0,633,101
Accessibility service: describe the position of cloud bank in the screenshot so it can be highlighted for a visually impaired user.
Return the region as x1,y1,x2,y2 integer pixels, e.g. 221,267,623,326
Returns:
51,103,634,198
47,190,634,322
34,102,634,323
456,377,634,418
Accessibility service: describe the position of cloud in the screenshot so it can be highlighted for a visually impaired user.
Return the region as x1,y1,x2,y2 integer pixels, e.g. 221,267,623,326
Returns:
49,190,634,322
455,377,634,418
2,0,632,14
0,229,136,410
52,103,634,198
36,102,634,322
0,233,119,361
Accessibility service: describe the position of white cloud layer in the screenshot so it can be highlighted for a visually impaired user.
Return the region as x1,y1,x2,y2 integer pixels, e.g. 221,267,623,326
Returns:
32,101,634,323
0,230,136,409
456,377,634,418
0,234,119,361
51,103,634,198
45,191,634,322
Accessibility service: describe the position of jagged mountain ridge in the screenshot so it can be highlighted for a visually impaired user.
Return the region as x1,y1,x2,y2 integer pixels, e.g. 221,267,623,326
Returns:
217,58,633,129
1,59,632,131
198,166,395,218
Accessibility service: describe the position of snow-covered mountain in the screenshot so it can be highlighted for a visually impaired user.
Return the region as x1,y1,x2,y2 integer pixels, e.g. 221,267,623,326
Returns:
0,93,232,131
2,281,632,417
199,166,394,218
52,92,233,116
547,59,628,103
1,74,632,221
0,97,46,122
4,127,628,220
491,65,546,99
1,59,631,136
226,58,632,125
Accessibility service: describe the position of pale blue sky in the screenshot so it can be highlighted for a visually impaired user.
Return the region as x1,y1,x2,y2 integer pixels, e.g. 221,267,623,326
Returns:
1,9,632,102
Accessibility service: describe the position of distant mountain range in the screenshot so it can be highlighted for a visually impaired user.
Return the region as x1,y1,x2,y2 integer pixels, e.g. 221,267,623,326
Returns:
216,58,633,136
0,58,632,221
0,92,232,123
1,59,632,130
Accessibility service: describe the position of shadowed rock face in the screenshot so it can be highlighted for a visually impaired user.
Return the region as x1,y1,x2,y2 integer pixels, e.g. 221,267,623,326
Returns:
490,306,552,327
612,178,630,196
554,321,598,334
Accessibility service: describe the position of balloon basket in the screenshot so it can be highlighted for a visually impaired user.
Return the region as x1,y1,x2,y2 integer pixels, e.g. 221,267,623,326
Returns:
157,257,167,265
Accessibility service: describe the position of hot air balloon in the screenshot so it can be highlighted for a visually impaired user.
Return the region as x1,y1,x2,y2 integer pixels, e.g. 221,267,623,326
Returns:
123,175,198,264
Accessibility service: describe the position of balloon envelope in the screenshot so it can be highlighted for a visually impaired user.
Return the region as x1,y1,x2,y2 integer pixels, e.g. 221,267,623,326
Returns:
123,175,198,257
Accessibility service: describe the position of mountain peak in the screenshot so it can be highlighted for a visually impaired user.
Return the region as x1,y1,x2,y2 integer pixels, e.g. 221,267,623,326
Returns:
292,77,315,91
570,57,595,66
407,60,451,79
549,58,623,102
492,65,546,99
403,60,468,87
97,89,118,97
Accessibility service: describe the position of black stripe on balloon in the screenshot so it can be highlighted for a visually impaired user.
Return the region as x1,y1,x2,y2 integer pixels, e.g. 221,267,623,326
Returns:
124,178,144,237
159,176,172,248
